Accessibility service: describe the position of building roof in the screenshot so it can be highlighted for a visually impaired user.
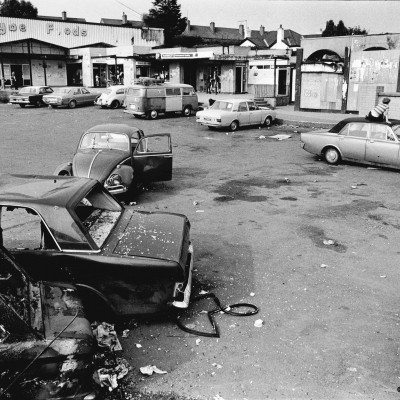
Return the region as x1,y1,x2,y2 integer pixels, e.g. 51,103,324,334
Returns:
182,22,302,49
100,18,145,28
37,15,86,23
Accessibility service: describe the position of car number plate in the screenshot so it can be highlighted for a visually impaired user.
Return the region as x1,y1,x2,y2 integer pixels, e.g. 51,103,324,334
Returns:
130,105,136,110
204,117,211,121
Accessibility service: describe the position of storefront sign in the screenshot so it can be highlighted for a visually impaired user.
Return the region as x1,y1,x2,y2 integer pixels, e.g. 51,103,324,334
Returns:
0,22,26,34
0,21,86,36
158,51,214,59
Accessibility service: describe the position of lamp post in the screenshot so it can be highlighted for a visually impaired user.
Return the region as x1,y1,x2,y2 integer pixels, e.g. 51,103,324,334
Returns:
42,56,47,86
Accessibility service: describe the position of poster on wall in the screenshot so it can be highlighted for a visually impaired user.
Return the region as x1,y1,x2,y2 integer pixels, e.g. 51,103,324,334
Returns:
300,74,321,109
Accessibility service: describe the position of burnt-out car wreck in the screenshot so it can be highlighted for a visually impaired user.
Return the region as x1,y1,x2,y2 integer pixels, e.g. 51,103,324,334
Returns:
0,245,98,400
0,174,193,318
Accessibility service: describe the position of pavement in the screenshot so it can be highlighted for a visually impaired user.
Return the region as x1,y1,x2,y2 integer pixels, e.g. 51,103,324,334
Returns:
196,91,347,128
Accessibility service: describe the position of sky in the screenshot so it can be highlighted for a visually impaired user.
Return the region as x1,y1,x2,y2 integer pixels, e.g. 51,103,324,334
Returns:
28,0,400,36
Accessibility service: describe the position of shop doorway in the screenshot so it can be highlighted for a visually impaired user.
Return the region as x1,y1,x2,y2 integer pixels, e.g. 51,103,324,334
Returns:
11,65,23,89
235,66,244,93
66,63,82,86
184,63,197,90
278,69,288,96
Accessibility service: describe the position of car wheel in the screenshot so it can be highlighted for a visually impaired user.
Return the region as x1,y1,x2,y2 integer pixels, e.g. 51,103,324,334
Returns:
324,147,341,165
19,104,26,108
35,100,42,107
149,110,158,119
230,120,239,132
182,106,191,117
68,100,77,109
263,116,272,127
110,100,120,109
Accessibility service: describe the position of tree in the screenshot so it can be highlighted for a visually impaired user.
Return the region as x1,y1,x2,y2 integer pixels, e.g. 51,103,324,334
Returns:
322,20,368,37
0,0,38,18
143,0,187,47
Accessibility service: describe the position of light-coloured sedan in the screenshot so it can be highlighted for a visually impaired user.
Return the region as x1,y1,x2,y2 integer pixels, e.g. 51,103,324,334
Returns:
196,98,276,131
42,86,99,108
94,85,129,109
301,117,400,169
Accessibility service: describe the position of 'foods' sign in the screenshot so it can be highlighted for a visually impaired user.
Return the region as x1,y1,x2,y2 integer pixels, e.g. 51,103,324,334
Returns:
46,23,87,36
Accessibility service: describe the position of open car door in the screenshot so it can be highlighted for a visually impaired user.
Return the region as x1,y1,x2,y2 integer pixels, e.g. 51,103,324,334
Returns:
133,133,173,182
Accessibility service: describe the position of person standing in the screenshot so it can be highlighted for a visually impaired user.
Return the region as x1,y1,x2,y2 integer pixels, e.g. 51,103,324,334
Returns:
10,72,17,90
366,97,391,124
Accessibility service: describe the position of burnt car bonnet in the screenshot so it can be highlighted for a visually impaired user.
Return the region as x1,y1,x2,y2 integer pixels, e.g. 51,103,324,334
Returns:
72,149,130,182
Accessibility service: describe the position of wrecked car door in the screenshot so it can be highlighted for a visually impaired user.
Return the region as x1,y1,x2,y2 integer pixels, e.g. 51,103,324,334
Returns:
133,133,173,182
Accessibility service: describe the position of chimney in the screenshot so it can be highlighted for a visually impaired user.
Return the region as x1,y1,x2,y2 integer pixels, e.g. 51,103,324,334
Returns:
186,19,190,32
260,25,265,36
122,12,127,24
239,24,244,37
210,22,215,33
277,24,284,44
61,11,67,21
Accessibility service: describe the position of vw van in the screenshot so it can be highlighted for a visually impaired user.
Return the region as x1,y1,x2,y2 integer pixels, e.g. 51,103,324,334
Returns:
124,82,198,119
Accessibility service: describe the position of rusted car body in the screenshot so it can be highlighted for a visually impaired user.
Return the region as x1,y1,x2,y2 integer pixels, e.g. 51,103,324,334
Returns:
196,98,276,131
53,124,173,196
301,117,400,168
0,245,98,399
0,174,193,316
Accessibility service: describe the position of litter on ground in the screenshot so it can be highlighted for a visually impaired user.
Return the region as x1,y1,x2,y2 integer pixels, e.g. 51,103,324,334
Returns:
270,134,292,140
139,365,167,376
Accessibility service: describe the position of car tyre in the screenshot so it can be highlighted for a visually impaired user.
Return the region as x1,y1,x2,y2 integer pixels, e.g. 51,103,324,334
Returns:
68,100,77,109
110,100,120,109
230,120,239,132
182,106,192,117
324,147,341,165
35,99,42,107
149,110,158,119
263,116,272,127
19,104,26,108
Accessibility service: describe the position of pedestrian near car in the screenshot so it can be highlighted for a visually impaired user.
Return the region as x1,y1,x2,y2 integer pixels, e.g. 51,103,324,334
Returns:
366,97,391,124
10,72,17,90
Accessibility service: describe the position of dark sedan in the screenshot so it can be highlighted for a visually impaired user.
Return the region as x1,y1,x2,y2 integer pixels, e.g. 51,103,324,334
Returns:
9,85,53,108
301,117,400,168
0,174,193,316
54,124,172,196
42,86,99,108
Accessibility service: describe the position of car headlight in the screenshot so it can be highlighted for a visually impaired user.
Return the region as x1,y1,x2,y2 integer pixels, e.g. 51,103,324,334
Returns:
107,174,122,186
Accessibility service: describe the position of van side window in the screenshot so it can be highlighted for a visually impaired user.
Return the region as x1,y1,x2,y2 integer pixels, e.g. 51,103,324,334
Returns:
182,86,195,95
166,88,180,96
147,88,165,97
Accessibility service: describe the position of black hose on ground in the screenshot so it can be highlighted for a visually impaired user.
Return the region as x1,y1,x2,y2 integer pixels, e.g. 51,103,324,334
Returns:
175,293,259,338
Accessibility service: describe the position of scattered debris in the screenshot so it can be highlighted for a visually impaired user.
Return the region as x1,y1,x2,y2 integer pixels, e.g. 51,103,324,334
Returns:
193,201,199,206
320,264,328,268
212,363,223,369
254,319,264,328
93,322,122,351
270,134,292,140
98,358,130,392
121,329,130,338
129,202,136,206
214,394,225,400
199,290,209,295
380,275,387,278
250,292,255,297
284,177,290,183
139,365,167,376
186,323,196,329
258,135,266,139
196,338,201,346
323,239,335,246
135,343,142,348
196,210,205,213
347,367,357,372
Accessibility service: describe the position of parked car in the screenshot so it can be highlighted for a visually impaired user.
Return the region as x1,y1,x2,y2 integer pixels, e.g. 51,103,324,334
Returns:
9,86,53,108
0,245,98,399
0,174,194,316
54,124,172,196
42,86,99,108
196,98,276,131
124,82,198,119
94,85,129,109
300,117,400,168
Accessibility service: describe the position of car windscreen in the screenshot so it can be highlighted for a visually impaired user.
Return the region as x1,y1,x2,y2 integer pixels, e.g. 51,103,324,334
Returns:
79,132,130,151
74,186,122,248
210,101,233,111
391,124,400,140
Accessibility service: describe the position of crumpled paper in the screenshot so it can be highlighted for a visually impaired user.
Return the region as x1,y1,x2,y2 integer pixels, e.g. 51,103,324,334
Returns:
93,322,122,351
97,358,130,391
139,365,167,376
